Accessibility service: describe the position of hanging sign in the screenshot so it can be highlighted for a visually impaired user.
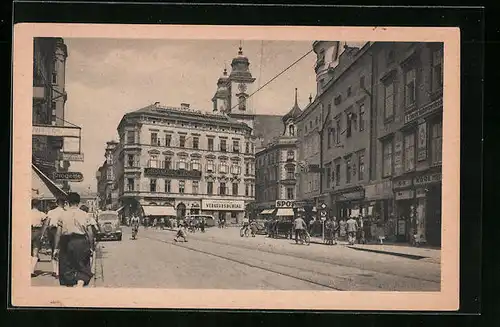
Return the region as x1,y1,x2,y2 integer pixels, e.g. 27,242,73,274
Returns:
394,140,403,175
417,123,428,161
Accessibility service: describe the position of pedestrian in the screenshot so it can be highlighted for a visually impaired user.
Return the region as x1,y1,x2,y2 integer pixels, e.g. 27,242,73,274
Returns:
45,197,67,278
324,219,334,245
53,192,96,287
292,214,307,244
31,199,48,277
332,217,339,245
174,221,188,242
339,218,347,241
249,219,258,237
346,216,359,245
358,215,366,244
200,217,205,233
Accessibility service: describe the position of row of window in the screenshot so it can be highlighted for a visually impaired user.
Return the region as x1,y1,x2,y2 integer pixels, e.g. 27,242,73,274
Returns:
125,131,255,154
257,165,296,182
138,155,255,175
324,151,366,189
383,48,443,121
382,121,442,177
125,178,254,196
256,150,295,168
256,186,296,202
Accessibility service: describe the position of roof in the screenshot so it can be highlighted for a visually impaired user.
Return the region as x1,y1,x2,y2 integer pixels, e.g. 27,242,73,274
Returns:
253,114,284,149
119,102,252,131
282,89,302,122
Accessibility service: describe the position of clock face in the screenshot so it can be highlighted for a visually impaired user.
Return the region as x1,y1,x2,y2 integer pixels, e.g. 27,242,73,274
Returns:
238,83,247,92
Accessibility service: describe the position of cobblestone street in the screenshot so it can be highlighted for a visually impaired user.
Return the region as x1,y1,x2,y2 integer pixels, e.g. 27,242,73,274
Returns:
32,227,440,291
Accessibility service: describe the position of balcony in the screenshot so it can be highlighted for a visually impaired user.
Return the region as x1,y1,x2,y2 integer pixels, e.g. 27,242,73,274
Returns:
124,160,141,172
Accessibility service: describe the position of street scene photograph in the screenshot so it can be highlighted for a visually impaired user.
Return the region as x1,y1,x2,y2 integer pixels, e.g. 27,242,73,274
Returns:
28,35,444,292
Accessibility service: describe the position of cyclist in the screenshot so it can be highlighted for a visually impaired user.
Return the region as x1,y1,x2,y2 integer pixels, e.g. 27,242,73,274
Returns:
293,214,307,244
130,214,140,239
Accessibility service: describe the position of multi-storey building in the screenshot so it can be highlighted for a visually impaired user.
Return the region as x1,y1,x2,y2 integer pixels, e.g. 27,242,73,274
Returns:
302,40,443,246
319,42,374,220
295,41,352,217
96,141,119,210
371,42,443,246
254,90,301,216
114,102,256,223
31,37,82,208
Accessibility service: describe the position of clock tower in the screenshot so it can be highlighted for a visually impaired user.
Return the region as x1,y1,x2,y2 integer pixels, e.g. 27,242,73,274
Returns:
227,46,257,132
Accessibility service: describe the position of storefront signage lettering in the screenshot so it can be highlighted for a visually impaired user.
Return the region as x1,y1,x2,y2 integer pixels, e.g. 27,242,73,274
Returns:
404,98,443,124
32,125,81,138
58,152,84,162
395,190,414,200
276,200,296,208
398,220,406,235
339,191,365,201
365,181,393,199
394,141,403,175
202,200,244,211
413,173,441,186
394,179,412,189
53,171,84,182
144,167,202,179
417,123,428,161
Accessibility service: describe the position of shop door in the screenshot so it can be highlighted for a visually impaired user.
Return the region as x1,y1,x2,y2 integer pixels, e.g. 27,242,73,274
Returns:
425,185,442,246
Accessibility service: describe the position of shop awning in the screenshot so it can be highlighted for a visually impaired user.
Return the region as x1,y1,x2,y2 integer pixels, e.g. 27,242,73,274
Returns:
275,208,294,217
32,164,67,200
260,209,275,215
142,205,176,217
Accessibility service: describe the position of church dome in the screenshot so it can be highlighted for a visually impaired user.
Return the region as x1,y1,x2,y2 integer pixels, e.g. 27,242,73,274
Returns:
282,88,302,122
229,46,253,80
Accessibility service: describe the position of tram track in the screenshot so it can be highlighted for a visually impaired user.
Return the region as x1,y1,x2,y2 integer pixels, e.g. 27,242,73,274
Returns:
146,229,441,285
143,232,440,291
142,234,344,291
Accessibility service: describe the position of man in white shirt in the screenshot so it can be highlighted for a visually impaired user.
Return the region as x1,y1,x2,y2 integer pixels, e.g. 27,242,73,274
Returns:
45,198,66,278
54,192,95,287
31,199,48,276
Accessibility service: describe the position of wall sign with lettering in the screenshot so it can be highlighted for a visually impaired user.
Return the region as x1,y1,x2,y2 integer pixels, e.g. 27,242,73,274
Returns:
394,140,403,176
275,200,296,208
413,173,442,186
417,122,428,161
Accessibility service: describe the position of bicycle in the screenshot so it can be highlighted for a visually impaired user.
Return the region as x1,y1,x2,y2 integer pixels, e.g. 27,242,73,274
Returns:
240,226,250,237
297,230,311,245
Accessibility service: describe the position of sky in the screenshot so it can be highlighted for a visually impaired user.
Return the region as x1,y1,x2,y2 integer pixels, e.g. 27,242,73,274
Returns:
62,38,319,193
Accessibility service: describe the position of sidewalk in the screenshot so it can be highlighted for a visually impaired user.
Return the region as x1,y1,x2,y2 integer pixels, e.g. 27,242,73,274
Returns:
347,243,441,263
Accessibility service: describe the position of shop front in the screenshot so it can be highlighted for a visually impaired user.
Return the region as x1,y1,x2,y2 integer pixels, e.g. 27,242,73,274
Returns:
294,199,316,223
201,199,245,224
393,170,442,246
331,186,365,220
363,180,395,241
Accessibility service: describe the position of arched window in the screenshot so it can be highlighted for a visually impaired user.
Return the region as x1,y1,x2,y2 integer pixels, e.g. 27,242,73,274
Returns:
287,150,295,161
238,96,246,110
289,124,295,136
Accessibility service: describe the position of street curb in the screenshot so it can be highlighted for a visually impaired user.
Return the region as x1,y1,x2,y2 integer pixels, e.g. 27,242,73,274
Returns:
346,245,428,260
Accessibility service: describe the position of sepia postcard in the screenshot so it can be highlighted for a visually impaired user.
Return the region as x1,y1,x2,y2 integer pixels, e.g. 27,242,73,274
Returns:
11,23,460,310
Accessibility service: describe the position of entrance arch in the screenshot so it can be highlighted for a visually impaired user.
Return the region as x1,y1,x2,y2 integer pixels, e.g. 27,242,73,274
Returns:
177,203,186,219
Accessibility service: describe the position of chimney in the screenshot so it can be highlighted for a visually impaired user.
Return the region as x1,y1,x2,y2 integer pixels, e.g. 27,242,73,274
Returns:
181,103,190,109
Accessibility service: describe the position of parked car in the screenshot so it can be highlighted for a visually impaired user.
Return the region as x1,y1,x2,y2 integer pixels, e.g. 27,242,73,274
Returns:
96,211,122,241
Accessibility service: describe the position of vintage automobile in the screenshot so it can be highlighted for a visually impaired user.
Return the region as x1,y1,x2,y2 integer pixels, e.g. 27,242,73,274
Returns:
96,210,122,241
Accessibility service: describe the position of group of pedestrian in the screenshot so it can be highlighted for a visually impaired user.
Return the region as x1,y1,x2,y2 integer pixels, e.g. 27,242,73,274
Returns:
31,192,98,287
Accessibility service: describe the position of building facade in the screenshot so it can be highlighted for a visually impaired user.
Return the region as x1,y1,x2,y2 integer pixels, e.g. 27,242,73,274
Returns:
371,42,443,246
114,102,256,223
254,91,301,216
96,141,119,210
31,37,84,208
32,37,70,187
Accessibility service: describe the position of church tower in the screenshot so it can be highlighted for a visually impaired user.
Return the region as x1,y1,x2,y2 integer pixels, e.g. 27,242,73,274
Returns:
282,88,302,137
212,68,230,114
226,45,257,132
